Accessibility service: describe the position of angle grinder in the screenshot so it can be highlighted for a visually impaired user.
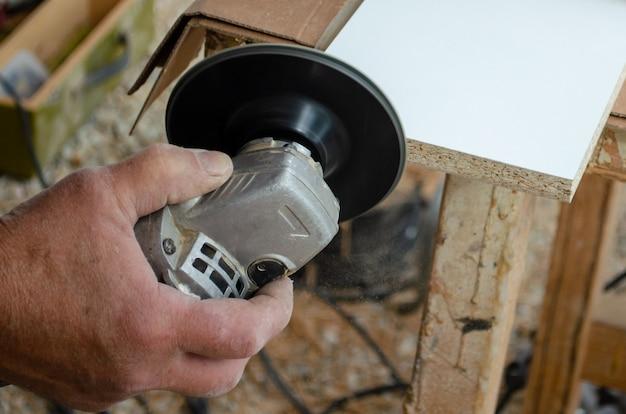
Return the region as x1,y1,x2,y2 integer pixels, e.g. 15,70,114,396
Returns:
135,44,406,300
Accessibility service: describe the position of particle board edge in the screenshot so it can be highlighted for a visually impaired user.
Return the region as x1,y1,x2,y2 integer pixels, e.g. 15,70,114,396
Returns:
406,139,571,201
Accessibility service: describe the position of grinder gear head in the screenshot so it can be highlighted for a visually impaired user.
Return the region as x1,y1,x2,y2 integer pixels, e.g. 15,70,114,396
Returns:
135,44,405,299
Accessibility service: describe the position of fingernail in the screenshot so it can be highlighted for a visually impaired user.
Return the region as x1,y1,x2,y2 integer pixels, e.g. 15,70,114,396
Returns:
193,150,232,176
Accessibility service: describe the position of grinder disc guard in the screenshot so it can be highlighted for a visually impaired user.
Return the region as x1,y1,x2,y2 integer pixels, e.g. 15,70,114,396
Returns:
166,44,405,221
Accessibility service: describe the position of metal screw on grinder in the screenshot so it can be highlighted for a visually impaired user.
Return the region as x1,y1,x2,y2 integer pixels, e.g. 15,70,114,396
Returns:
162,238,176,255
248,259,288,287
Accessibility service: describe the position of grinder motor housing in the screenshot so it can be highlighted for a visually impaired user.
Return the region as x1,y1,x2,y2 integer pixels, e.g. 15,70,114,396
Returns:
135,138,339,299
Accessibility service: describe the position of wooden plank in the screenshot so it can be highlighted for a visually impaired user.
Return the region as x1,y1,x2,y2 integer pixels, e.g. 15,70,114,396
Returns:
523,174,619,414
592,283,626,332
581,322,626,392
328,0,626,201
591,181,626,331
589,119,626,182
403,175,534,414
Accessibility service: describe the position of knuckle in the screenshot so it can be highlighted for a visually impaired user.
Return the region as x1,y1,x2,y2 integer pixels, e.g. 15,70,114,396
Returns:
64,168,111,205
65,168,98,191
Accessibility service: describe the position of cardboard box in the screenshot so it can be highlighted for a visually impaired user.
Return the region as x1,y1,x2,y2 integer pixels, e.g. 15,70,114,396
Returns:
0,0,154,177
128,0,361,130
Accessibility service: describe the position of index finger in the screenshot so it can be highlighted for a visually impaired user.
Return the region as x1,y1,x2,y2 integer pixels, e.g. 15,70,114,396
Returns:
168,277,294,360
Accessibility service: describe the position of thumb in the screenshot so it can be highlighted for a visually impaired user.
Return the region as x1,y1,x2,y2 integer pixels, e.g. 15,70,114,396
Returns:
108,143,232,221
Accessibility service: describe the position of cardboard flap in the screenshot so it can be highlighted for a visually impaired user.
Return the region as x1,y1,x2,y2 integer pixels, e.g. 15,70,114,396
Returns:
129,18,206,133
127,13,193,95
614,84,626,118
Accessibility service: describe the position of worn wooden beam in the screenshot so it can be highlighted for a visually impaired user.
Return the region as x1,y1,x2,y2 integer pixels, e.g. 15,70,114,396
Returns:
581,322,626,391
522,174,619,414
588,117,626,181
403,175,534,414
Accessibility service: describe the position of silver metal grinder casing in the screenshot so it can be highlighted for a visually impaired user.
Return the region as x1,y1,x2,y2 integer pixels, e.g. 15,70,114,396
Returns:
135,139,340,299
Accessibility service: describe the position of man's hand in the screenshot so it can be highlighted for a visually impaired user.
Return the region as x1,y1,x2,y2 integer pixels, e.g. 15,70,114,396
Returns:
0,144,294,410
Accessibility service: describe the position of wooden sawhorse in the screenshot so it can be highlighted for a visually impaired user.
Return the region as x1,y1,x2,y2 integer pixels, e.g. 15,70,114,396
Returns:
403,111,626,414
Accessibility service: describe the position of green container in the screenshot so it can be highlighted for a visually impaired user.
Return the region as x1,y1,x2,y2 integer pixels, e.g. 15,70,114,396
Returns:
0,0,155,177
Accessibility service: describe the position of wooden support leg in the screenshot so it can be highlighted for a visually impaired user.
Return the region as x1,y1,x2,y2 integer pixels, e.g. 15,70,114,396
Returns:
522,174,618,414
581,322,626,392
403,175,534,414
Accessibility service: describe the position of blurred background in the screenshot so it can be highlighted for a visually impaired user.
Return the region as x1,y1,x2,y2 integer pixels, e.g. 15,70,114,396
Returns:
0,1,625,413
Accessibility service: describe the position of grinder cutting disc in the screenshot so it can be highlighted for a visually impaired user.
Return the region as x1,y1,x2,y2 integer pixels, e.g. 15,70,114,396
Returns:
166,44,405,221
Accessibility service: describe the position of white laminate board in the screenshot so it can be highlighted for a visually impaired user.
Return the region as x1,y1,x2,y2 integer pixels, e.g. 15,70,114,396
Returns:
327,0,626,184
